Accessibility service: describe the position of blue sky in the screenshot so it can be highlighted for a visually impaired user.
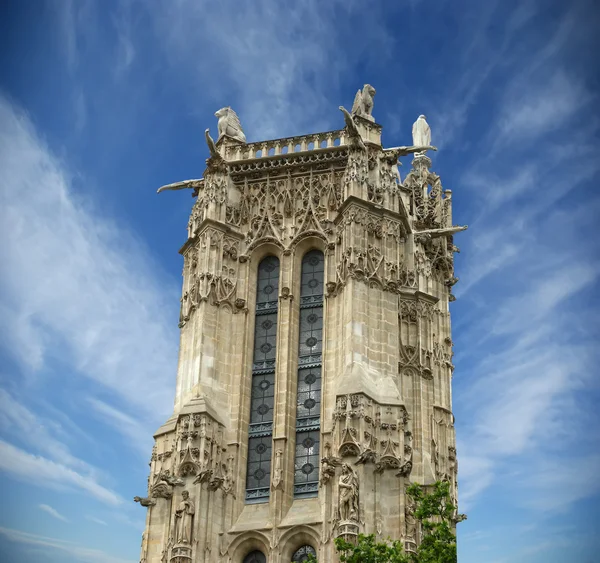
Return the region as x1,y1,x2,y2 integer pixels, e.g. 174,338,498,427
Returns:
0,1,599,562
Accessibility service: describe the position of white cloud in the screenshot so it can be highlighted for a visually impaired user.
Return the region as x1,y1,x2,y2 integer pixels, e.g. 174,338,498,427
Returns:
0,526,135,563
0,390,93,474
0,440,122,506
497,69,593,142
87,398,150,456
0,95,177,420
39,504,69,522
148,0,392,140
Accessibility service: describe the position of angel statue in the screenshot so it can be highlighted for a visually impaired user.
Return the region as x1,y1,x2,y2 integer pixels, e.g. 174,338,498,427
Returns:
215,107,246,143
351,84,376,121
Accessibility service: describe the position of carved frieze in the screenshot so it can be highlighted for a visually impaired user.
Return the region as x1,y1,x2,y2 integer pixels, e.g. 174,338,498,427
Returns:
332,393,411,475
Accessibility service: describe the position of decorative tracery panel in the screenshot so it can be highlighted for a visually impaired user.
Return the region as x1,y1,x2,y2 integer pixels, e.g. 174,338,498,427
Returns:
294,250,324,498
245,256,280,503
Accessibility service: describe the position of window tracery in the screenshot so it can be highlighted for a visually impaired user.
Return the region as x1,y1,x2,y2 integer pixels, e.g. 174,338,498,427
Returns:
245,256,280,503
293,250,324,498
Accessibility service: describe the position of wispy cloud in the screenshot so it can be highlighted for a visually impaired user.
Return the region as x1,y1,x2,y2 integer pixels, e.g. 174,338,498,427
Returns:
86,515,107,526
0,94,178,420
87,398,150,456
453,75,600,517
0,440,122,505
496,69,593,145
0,526,135,563
0,390,92,473
149,0,393,139
39,504,69,523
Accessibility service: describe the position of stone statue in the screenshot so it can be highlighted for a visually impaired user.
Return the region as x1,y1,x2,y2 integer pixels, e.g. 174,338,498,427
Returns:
272,449,283,490
338,463,359,522
412,115,431,148
205,129,220,158
405,495,417,541
215,107,246,143
174,490,195,544
204,128,227,170
351,84,376,121
339,106,366,151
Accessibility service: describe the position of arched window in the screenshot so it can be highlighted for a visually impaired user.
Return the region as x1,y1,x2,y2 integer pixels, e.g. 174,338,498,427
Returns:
293,250,324,498
245,256,280,503
243,550,267,563
292,545,317,562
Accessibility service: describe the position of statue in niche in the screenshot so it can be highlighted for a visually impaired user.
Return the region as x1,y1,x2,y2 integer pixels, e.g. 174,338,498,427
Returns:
412,115,431,149
174,490,195,544
272,449,283,490
351,84,377,121
338,463,359,522
215,107,247,143
405,494,417,541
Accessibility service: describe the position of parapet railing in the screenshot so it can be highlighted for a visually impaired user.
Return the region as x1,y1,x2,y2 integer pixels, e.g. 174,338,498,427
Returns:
224,129,347,161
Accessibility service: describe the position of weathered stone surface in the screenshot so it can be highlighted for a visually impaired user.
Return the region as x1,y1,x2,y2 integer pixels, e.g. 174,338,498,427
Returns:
140,90,466,562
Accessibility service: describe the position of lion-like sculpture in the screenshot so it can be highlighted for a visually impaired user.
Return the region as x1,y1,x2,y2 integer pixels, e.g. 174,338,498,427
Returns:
215,107,246,143
351,84,376,121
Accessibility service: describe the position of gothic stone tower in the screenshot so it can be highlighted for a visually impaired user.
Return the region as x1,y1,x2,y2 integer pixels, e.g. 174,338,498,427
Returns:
137,87,466,563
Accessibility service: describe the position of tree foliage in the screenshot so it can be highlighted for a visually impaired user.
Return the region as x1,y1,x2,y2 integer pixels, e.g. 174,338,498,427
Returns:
321,480,465,563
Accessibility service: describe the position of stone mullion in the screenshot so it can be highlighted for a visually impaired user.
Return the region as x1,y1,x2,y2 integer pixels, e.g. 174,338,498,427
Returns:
270,252,296,522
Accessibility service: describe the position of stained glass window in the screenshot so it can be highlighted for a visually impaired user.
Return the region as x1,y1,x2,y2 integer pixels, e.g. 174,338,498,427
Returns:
294,250,324,498
292,545,317,562
246,256,279,503
243,550,267,563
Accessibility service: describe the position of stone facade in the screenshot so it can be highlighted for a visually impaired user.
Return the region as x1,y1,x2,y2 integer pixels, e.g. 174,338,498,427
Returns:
138,89,466,562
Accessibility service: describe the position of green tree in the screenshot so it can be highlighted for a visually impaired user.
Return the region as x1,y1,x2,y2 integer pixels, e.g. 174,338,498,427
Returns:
329,480,465,563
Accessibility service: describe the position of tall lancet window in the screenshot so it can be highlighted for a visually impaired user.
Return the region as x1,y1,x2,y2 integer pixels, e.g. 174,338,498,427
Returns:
294,250,324,498
245,256,280,503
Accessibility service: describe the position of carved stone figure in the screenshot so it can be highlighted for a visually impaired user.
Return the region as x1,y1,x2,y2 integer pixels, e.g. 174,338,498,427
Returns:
405,495,417,541
174,490,195,545
412,115,431,148
157,178,204,196
272,449,283,491
339,106,366,151
134,496,156,507
383,144,437,159
338,463,359,522
215,107,246,143
351,84,376,121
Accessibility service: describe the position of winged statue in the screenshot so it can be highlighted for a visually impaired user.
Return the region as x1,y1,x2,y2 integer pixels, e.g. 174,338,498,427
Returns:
351,84,376,121
339,106,366,150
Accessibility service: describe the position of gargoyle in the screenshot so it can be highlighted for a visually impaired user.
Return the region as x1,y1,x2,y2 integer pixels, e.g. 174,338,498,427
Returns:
134,496,156,507
383,145,437,160
157,179,204,197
